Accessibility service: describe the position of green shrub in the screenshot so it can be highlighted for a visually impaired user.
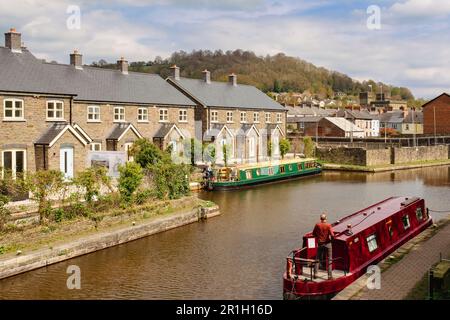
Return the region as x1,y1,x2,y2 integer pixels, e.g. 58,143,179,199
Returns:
74,167,111,204
53,208,65,223
149,161,190,200
130,138,165,168
26,170,64,223
135,189,153,205
0,194,11,231
118,162,144,204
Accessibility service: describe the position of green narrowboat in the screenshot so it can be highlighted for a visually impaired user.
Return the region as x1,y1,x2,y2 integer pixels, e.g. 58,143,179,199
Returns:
206,158,322,191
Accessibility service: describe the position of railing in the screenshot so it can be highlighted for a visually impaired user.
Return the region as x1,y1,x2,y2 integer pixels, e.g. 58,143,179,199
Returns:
286,249,347,282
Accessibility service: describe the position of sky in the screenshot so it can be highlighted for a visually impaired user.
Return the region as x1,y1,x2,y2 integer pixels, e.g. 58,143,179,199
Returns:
1,0,450,99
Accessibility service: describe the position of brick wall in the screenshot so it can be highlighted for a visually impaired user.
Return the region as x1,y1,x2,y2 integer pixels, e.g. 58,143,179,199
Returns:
423,94,450,134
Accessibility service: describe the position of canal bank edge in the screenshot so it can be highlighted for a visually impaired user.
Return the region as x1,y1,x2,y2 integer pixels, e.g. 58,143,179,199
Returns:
322,159,450,173
0,205,220,280
333,214,450,300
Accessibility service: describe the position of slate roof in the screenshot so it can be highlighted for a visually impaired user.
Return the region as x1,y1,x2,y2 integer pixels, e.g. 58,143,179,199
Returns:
35,122,69,145
325,117,364,132
336,109,378,120
0,47,75,96
286,105,336,117
153,123,178,138
0,47,196,106
169,77,285,111
287,116,323,123
106,123,141,140
379,111,404,124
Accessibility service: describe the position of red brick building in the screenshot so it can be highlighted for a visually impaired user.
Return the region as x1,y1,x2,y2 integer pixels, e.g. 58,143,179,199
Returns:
423,93,450,135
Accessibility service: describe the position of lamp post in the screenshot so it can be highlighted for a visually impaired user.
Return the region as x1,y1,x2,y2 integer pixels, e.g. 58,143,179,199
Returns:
412,108,416,147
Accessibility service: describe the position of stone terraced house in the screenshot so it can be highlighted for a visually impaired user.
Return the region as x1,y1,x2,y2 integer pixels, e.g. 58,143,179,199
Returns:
0,29,196,178
167,67,287,164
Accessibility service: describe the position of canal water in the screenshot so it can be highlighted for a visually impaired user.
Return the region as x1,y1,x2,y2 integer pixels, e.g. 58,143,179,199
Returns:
1,167,449,299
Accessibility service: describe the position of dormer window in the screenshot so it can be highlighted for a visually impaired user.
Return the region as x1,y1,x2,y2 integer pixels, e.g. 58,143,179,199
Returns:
3,99,24,121
47,101,64,121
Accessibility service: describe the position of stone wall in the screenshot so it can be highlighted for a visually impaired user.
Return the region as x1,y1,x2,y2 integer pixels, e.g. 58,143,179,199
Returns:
366,148,392,166
392,145,449,164
316,147,368,166
317,145,449,166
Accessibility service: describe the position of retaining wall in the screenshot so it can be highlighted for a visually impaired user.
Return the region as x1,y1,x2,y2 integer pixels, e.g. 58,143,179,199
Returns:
0,206,220,280
317,145,450,166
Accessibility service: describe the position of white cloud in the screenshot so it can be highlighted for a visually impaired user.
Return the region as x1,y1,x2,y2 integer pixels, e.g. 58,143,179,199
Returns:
389,0,450,18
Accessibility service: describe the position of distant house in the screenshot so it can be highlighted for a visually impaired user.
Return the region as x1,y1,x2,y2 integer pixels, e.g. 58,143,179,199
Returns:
335,109,380,137
379,111,404,133
301,117,364,138
287,116,322,135
402,111,423,135
422,93,450,135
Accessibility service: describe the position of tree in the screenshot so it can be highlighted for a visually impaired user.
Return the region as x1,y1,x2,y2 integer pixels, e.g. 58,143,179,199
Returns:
222,143,230,167
204,143,216,166
303,136,315,158
279,139,291,159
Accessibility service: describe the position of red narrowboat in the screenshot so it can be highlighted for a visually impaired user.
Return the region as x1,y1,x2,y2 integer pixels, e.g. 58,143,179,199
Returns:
283,196,433,300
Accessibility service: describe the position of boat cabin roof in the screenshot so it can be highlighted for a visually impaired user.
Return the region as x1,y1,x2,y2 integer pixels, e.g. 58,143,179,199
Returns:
234,158,317,171
331,196,421,241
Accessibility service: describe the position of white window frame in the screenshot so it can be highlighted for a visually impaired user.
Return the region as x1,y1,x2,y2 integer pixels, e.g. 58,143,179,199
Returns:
265,112,271,123
1,149,27,179
276,113,283,123
240,112,247,123
113,106,125,122
226,111,233,123
46,100,64,121
159,108,168,122
137,107,149,122
253,112,260,123
366,234,378,253
178,109,188,123
90,143,102,151
3,98,25,121
211,110,218,123
87,105,101,122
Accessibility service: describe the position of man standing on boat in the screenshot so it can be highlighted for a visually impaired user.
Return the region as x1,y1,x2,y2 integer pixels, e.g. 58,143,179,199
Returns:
313,213,335,279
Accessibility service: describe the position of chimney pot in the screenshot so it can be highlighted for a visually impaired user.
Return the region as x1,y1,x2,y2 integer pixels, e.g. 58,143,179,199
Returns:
228,73,237,86
5,28,22,53
117,57,129,75
171,64,180,80
70,50,83,70
202,69,211,84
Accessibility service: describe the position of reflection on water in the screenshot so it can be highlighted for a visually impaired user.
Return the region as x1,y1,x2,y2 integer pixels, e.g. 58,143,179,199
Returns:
0,166,449,299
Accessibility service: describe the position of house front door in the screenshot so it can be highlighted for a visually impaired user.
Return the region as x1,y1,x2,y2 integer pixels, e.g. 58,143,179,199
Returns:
60,146,74,179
